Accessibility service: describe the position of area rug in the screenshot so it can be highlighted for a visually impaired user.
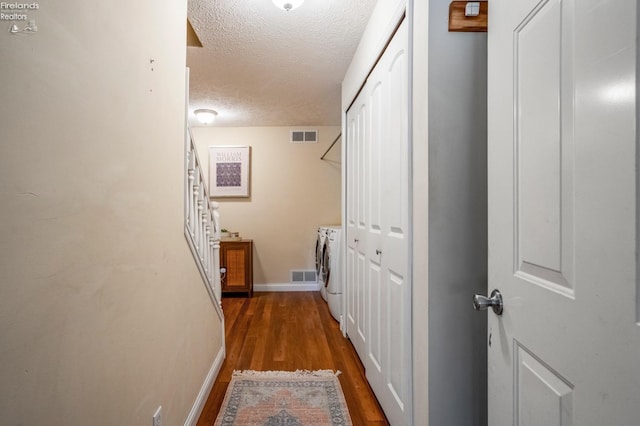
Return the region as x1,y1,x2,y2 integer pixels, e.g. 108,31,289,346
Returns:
214,370,353,426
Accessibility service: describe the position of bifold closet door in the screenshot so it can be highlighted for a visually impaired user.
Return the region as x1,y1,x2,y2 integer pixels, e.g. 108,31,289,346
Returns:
346,89,368,361
345,19,410,426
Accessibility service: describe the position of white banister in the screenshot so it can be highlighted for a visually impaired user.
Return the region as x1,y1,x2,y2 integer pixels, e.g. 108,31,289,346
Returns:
184,129,223,313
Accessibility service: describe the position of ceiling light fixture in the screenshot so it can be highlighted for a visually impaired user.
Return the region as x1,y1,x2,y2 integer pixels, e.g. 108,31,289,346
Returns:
194,109,217,125
272,0,304,11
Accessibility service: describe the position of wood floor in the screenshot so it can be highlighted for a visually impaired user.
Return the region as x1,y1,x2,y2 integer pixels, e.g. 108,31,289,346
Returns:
196,291,389,425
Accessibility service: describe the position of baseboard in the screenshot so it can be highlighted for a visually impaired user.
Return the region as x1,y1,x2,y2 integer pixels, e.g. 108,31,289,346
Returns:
254,282,320,292
184,345,225,426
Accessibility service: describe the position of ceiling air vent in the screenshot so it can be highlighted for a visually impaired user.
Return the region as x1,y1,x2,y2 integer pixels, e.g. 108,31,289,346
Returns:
290,130,318,144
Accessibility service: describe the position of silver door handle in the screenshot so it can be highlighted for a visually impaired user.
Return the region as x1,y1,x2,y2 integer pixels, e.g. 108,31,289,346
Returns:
473,289,503,315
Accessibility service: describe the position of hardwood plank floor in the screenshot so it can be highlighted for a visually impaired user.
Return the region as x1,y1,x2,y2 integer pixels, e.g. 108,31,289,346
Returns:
196,292,389,425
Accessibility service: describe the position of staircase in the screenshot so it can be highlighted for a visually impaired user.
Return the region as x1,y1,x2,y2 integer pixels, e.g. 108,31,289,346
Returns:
184,129,223,315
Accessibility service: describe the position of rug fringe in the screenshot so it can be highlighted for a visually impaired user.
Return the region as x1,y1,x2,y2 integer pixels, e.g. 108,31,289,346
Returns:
232,369,342,378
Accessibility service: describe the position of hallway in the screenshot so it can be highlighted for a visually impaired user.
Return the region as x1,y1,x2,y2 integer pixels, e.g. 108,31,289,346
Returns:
196,292,389,425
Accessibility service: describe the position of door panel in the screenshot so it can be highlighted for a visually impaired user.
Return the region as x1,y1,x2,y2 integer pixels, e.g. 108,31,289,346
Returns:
488,1,638,425
346,241,356,328
514,344,573,426
386,271,405,407
369,80,383,236
368,74,384,376
358,101,367,236
514,0,575,294
368,259,382,372
384,48,409,236
356,251,367,345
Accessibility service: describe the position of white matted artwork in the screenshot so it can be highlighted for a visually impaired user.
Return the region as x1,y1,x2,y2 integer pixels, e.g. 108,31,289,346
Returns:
209,145,251,198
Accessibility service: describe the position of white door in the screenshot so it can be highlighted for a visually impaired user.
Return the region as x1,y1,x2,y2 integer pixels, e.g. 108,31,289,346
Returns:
486,0,639,425
345,19,410,426
369,19,410,426
346,88,369,361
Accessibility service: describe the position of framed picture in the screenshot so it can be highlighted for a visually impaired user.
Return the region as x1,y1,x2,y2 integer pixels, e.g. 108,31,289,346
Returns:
209,145,251,198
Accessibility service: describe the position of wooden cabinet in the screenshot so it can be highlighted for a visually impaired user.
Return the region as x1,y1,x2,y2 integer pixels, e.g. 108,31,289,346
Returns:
220,239,253,297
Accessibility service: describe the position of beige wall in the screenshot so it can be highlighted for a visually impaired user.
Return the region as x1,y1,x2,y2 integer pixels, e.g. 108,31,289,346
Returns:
191,126,341,285
0,1,222,425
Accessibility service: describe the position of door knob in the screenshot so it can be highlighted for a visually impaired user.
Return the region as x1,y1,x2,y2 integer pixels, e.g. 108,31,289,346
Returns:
473,289,503,315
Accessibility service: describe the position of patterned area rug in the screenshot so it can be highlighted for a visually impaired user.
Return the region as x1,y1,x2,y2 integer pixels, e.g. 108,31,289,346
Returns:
214,370,353,426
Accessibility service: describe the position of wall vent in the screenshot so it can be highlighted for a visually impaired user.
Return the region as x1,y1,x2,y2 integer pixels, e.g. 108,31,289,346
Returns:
290,130,318,143
290,269,317,283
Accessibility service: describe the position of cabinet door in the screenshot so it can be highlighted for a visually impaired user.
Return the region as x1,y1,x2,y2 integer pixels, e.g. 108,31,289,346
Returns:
221,241,252,295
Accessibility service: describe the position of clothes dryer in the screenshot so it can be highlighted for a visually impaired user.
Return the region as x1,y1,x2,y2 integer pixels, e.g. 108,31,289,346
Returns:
315,227,329,301
322,226,343,323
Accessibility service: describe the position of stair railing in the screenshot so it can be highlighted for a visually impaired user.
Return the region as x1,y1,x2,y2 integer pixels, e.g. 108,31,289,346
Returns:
184,128,223,314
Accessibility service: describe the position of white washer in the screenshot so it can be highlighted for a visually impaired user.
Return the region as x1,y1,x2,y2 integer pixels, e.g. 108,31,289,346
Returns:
315,227,329,301
322,226,343,323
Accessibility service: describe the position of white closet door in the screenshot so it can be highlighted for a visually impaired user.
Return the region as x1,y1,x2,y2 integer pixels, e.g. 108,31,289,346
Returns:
364,57,385,394
369,20,410,426
346,90,368,360
345,19,410,426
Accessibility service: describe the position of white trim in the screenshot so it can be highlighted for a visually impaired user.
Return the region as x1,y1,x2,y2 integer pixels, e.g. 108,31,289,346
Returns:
254,282,320,292
184,345,226,426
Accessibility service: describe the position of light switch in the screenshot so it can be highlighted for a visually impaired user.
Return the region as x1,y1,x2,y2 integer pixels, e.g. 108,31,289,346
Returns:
465,2,480,17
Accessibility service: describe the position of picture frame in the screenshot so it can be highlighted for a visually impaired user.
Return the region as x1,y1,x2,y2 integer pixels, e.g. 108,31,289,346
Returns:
209,145,251,198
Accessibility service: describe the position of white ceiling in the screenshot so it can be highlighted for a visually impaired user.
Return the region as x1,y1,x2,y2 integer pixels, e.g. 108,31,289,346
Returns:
186,0,377,127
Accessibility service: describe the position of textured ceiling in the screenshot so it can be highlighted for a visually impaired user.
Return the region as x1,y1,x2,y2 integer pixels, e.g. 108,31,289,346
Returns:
187,0,376,127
